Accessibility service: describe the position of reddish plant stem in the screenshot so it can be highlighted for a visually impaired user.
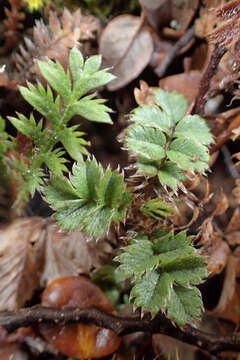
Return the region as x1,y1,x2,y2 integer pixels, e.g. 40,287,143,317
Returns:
0,305,240,355
194,44,227,115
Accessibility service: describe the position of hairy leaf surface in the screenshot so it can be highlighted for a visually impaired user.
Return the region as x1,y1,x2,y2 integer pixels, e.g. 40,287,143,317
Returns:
44,159,132,236
116,238,159,278
125,88,213,190
117,231,207,325
154,89,188,124
127,125,166,160
158,162,188,189
168,286,203,325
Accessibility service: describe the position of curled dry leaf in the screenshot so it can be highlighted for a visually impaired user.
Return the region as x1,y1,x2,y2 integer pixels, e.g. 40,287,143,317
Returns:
213,191,229,216
177,206,200,230
212,255,240,324
233,246,240,278
36,222,78,287
225,231,240,247
199,217,215,245
134,80,157,106
231,128,240,141
232,179,240,204
199,230,230,277
99,15,154,91
60,229,113,274
0,217,46,311
226,207,240,233
212,255,236,314
38,225,113,286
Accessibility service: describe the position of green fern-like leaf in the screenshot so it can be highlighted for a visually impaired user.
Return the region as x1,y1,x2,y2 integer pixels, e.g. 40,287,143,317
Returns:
43,159,132,237
7,47,115,207
126,88,214,190
116,230,207,325
0,117,14,191
9,155,45,205
38,61,72,104
8,113,46,148
58,126,89,162
43,148,68,176
19,83,60,125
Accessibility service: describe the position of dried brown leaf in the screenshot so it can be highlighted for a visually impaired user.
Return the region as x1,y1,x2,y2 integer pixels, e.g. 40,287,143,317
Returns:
233,246,240,278
140,0,171,29
170,0,199,33
195,1,222,39
3,0,25,52
199,217,215,244
60,229,113,274
12,8,98,83
232,152,240,170
134,80,157,106
0,218,46,310
211,253,240,324
226,231,240,247
226,207,240,233
203,0,229,7
177,206,200,230
200,232,230,276
232,179,240,204
140,0,167,10
231,127,240,141
211,255,237,319
36,222,113,286
0,216,114,307
99,15,153,91
213,191,229,216
36,222,78,287
159,70,201,104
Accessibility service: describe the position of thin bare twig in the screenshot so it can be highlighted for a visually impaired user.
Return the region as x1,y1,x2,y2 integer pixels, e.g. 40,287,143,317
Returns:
1,305,240,355
154,25,195,78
